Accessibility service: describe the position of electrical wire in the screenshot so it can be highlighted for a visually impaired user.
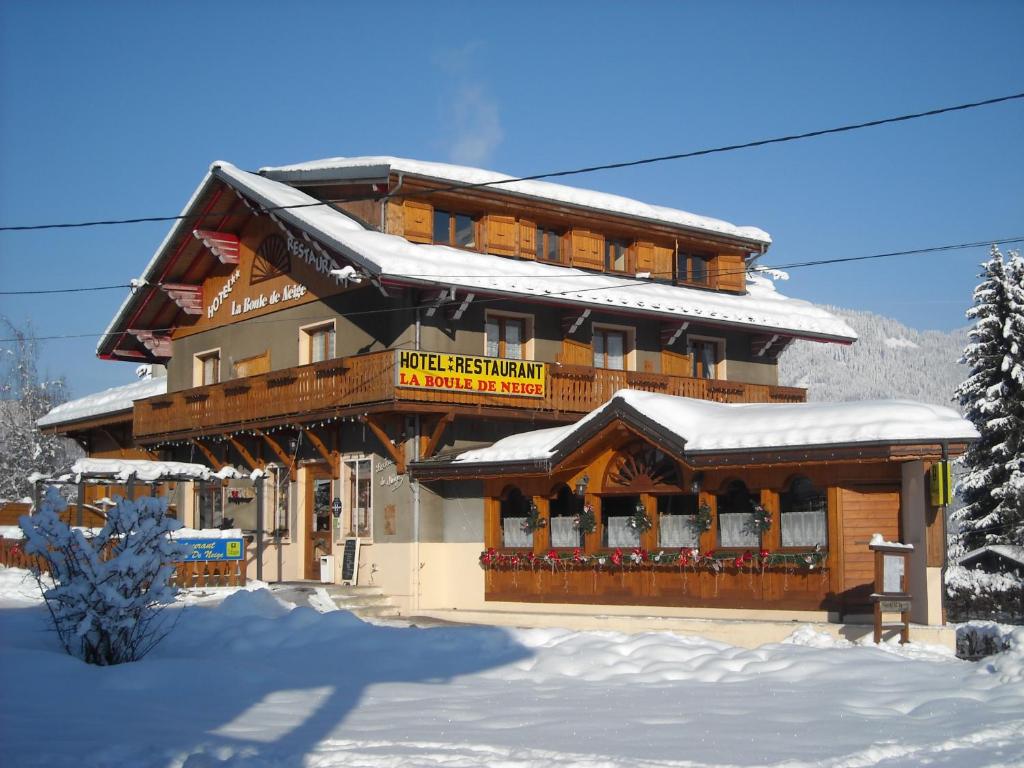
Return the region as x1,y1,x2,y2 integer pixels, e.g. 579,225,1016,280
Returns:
1,91,1022,233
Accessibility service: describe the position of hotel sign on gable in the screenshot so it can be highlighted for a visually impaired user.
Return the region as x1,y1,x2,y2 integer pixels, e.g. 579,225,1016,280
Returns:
396,350,546,398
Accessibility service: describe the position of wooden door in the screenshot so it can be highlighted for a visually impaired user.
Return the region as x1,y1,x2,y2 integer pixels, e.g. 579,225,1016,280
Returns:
304,465,335,580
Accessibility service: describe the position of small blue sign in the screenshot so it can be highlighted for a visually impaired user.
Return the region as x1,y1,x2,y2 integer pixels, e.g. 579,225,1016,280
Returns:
177,538,245,562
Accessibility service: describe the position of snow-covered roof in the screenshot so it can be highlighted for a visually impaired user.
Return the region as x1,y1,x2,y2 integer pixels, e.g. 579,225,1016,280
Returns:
451,390,979,465
260,155,773,246
961,545,1024,568
68,458,243,483
37,377,167,428
213,163,856,343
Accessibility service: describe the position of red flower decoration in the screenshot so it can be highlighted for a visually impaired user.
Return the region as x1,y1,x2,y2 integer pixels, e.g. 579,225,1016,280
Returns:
734,556,744,568
546,549,559,561
572,547,583,563
611,548,623,566
743,550,753,562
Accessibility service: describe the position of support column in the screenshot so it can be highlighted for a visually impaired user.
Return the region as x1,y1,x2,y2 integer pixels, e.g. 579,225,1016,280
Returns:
901,461,940,625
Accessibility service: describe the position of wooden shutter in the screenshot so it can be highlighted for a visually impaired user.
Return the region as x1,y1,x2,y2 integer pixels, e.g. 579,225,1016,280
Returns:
653,245,674,281
485,215,517,256
518,219,536,259
403,200,433,243
661,348,690,377
636,242,656,274
569,230,604,270
558,337,592,365
714,253,747,293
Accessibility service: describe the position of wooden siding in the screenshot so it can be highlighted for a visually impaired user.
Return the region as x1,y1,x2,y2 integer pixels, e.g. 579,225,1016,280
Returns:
134,350,807,441
485,214,517,256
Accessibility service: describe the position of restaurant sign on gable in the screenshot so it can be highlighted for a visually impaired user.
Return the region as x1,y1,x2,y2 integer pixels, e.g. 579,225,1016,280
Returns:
396,350,546,398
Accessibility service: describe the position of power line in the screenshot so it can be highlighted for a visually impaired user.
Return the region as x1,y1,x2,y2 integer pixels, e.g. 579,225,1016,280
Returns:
2,234,1021,298
2,91,1022,233
0,234,1015,342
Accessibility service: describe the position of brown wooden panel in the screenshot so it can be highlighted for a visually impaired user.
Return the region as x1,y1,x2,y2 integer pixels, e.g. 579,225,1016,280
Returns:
569,230,604,270
559,337,592,366
715,253,746,293
486,214,517,256
233,350,270,378
652,245,674,281
661,348,689,376
403,200,433,243
636,242,656,274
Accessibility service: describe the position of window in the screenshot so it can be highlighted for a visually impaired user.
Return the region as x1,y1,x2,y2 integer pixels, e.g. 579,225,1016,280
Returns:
601,495,641,548
485,314,527,359
717,480,760,548
536,227,562,263
677,251,710,285
549,485,581,548
688,337,722,380
593,328,628,370
658,494,700,548
781,476,828,547
197,483,224,529
344,458,373,538
312,477,332,533
274,471,291,535
604,238,629,272
194,350,220,386
500,487,533,548
302,322,335,364
433,209,476,248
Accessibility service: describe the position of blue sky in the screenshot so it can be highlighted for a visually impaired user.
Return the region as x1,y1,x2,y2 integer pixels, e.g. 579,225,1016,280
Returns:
1,1,1021,396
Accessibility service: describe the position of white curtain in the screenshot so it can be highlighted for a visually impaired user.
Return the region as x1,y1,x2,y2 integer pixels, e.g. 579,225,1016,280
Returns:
503,517,531,548
659,514,699,548
550,516,578,548
781,510,827,547
606,516,640,548
719,513,759,548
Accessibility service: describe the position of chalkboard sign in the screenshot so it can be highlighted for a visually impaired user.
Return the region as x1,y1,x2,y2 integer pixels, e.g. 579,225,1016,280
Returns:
341,537,360,585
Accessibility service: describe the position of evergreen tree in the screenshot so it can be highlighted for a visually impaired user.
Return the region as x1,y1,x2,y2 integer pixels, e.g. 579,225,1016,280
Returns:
0,318,80,500
952,247,1024,553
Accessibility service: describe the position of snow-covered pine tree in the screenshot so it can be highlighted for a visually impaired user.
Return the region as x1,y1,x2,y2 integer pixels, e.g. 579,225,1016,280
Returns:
952,247,1024,552
0,319,81,500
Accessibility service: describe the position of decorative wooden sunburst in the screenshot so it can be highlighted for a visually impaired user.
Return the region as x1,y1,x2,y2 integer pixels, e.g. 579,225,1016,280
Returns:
250,234,290,284
606,445,681,491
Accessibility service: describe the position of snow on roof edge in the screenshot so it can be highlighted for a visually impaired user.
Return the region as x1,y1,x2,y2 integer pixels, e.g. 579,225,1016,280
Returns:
38,377,168,428
259,155,773,246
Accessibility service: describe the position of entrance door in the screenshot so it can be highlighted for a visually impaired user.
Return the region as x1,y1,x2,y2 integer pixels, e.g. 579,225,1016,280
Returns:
304,465,335,580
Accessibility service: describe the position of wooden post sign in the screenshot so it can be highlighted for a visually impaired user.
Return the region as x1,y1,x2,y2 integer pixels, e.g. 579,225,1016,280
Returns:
869,534,914,644
340,536,360,586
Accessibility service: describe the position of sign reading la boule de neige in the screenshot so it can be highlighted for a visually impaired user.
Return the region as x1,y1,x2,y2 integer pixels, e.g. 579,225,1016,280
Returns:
395,350,546,398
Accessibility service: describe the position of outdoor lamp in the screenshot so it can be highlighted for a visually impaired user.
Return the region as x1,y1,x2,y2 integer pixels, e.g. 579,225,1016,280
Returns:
690,472,704,494
575,474,590,498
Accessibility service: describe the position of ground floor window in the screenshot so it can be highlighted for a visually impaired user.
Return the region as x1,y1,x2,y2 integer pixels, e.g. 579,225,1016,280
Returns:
501,487,532,548
781,476,827,547
658,494,700,548
344,458,372,538
274,472,291,535
602,495,641,548
717,480,760,548
549,485,581,548
197,483,224,529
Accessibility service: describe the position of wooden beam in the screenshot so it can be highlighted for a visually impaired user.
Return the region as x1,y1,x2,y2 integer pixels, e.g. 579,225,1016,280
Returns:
256,430,293,468
423,287,452,317
303,428,338,473
193,229,240,265
97,427,128,451
129,330,172,358
160,284,203,315
190,439,225,471
423,412,455,460
360,415,404,473
660,321,689,347
227,436,258,471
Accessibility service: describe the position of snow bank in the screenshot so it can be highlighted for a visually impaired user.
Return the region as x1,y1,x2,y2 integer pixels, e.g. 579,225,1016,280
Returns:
261,155,773,245
455,389,979,463
2,578,1023,767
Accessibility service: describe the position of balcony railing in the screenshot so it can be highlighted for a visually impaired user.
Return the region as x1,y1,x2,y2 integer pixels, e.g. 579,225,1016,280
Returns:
133,349,806,441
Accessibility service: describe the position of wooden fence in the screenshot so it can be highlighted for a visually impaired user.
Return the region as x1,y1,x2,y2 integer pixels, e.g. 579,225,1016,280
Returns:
0,536,246,589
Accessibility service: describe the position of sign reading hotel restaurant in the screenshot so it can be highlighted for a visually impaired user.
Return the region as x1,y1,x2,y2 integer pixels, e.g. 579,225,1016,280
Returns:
177,538,245,562
395,350,546,398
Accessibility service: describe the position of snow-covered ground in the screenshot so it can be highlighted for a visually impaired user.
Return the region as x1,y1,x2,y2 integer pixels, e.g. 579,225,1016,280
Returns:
1,567,1022,768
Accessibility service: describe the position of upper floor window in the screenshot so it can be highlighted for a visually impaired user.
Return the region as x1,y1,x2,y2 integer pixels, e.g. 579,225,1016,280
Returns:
301,319,337,364
434,209,476,248
194,349,220,386
677,251,710,285
486,314,526,359
605,238,629,272
593,327,628,371
688,337,722,380
536,227,562,263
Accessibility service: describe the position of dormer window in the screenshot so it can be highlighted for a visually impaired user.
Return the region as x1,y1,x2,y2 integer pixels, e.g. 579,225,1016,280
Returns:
536,227,562,263
434,209,476,248
677,251,710,285
605,239,629,272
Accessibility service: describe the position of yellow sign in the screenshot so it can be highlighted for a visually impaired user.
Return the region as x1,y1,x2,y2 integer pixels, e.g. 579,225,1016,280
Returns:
396,350,546,398
930,460,953,506
226,540,242,558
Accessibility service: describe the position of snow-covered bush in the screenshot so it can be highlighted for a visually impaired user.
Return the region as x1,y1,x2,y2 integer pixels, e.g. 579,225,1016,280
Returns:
19,487,187,665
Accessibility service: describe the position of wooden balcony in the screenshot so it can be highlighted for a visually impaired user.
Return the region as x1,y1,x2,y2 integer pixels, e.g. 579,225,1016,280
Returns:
133,350,806,442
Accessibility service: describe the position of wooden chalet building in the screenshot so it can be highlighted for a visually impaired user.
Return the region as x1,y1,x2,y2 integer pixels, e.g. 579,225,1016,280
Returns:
40,156,977,638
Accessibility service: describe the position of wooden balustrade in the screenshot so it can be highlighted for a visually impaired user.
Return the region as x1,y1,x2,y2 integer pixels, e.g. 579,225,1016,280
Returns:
134,350,806,441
